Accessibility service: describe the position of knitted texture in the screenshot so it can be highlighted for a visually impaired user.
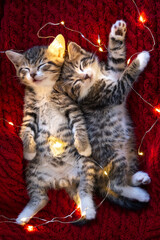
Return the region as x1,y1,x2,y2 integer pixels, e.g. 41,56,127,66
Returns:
0,0,160,239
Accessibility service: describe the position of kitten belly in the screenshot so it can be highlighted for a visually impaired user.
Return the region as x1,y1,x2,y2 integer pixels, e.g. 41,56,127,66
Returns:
85,104,133,163
38,102,68,135
36,160,78,188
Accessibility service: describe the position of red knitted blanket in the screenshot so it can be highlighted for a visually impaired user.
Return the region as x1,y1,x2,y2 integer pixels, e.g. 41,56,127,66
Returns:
0,0,160,239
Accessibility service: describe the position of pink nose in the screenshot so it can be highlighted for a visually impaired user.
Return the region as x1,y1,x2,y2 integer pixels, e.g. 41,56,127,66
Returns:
84,73,92,79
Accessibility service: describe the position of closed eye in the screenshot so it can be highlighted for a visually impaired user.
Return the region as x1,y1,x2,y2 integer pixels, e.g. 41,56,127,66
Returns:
37,63,46,70
37,61,59,71
19,67,30,74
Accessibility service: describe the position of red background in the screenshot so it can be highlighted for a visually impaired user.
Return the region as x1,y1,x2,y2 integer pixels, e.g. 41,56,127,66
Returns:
0,0,160,239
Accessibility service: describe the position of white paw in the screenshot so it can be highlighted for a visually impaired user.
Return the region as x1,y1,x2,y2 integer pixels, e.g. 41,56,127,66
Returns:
131,171,151,186
23,151,36,160
80,196,96,220
110,20,127,40
85,207,96,220
78,144,92,157
137,51,150,71
136,188,150,202
16,214,30,225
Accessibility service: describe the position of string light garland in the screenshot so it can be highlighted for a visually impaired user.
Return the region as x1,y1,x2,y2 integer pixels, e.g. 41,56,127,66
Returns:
0,0,159,231
0,118,21,128
37,21,107,52
0,164,111,231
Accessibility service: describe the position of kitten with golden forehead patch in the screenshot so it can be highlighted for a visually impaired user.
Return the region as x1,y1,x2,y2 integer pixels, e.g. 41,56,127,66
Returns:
6,34,96,225
56,20,151,209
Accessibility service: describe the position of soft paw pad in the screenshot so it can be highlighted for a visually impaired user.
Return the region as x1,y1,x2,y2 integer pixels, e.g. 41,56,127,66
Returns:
132,171,151,186
111,20,127,40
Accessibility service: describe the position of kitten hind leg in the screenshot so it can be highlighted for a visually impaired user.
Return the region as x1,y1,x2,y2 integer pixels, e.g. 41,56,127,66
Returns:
125,143,151,186
103,154,150,203
16,187,48,225
115,185,150,202
78,158,96,220
65,182,81,207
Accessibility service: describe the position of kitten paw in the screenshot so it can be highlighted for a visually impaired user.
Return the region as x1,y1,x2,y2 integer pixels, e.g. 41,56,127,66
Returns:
110,20,127,40
74,139,92,157
23,138,36,160
137,51,150,71
23,151,36,160
84,207,96,220
78,144,92,157
80,196,96,220
16,215,30,225
136,188,150,202
131,171,151,186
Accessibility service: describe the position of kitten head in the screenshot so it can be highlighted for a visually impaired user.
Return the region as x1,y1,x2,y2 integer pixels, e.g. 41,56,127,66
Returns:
58,42,100,101
6,34,65,88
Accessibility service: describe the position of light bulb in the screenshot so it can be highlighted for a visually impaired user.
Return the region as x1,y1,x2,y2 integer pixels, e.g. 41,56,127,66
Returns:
138,152,144,156
99,47,103,52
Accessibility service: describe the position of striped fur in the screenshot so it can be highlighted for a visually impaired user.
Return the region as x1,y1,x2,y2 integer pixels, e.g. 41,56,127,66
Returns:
56,20,151,209
6,36,96,225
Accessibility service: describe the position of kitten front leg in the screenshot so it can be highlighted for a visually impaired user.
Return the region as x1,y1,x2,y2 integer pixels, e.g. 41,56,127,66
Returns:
74,130,92,157
108,20,127,73
20,119,37,160
108,51,150,105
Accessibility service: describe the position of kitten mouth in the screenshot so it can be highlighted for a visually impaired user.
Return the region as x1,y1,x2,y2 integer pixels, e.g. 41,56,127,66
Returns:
33,78,43,83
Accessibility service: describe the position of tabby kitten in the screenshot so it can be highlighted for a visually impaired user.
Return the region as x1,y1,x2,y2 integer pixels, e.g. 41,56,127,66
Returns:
6,35,96,225
56,20,151,208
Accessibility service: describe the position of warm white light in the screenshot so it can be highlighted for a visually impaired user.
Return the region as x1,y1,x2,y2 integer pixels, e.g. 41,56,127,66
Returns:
104,171,108,176
138,152,144,156
99,47,103,52
8,121,14,126
26,225,34,232
97,35,101,44
60,21,65,25
127,58,131,65
155,108,160,113
82,211,86,217
48,136,67,156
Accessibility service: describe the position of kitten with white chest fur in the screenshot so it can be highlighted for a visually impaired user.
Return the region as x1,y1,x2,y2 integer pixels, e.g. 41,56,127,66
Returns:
6,35,96,225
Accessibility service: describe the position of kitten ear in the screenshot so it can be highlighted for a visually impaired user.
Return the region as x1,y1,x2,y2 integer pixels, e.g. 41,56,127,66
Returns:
5,50,24,69
68,42,82,60
48,34,65,58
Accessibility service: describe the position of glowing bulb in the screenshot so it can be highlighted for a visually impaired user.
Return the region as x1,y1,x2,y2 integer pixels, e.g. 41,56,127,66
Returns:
138,152,144,156
26,225,34,232
48,136,67,156
97,35,101,44
81,34,84,38
99,47,103,52
104,171,108,176
139,13,147,23
60,21,65,25
53,141,62,148
82,211,86,217
155,108,160,113
127,58,131,65
8,121,14,126
77,204,81,210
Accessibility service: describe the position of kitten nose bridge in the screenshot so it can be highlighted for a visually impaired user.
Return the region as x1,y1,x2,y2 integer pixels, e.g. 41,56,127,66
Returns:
31,73,36,78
